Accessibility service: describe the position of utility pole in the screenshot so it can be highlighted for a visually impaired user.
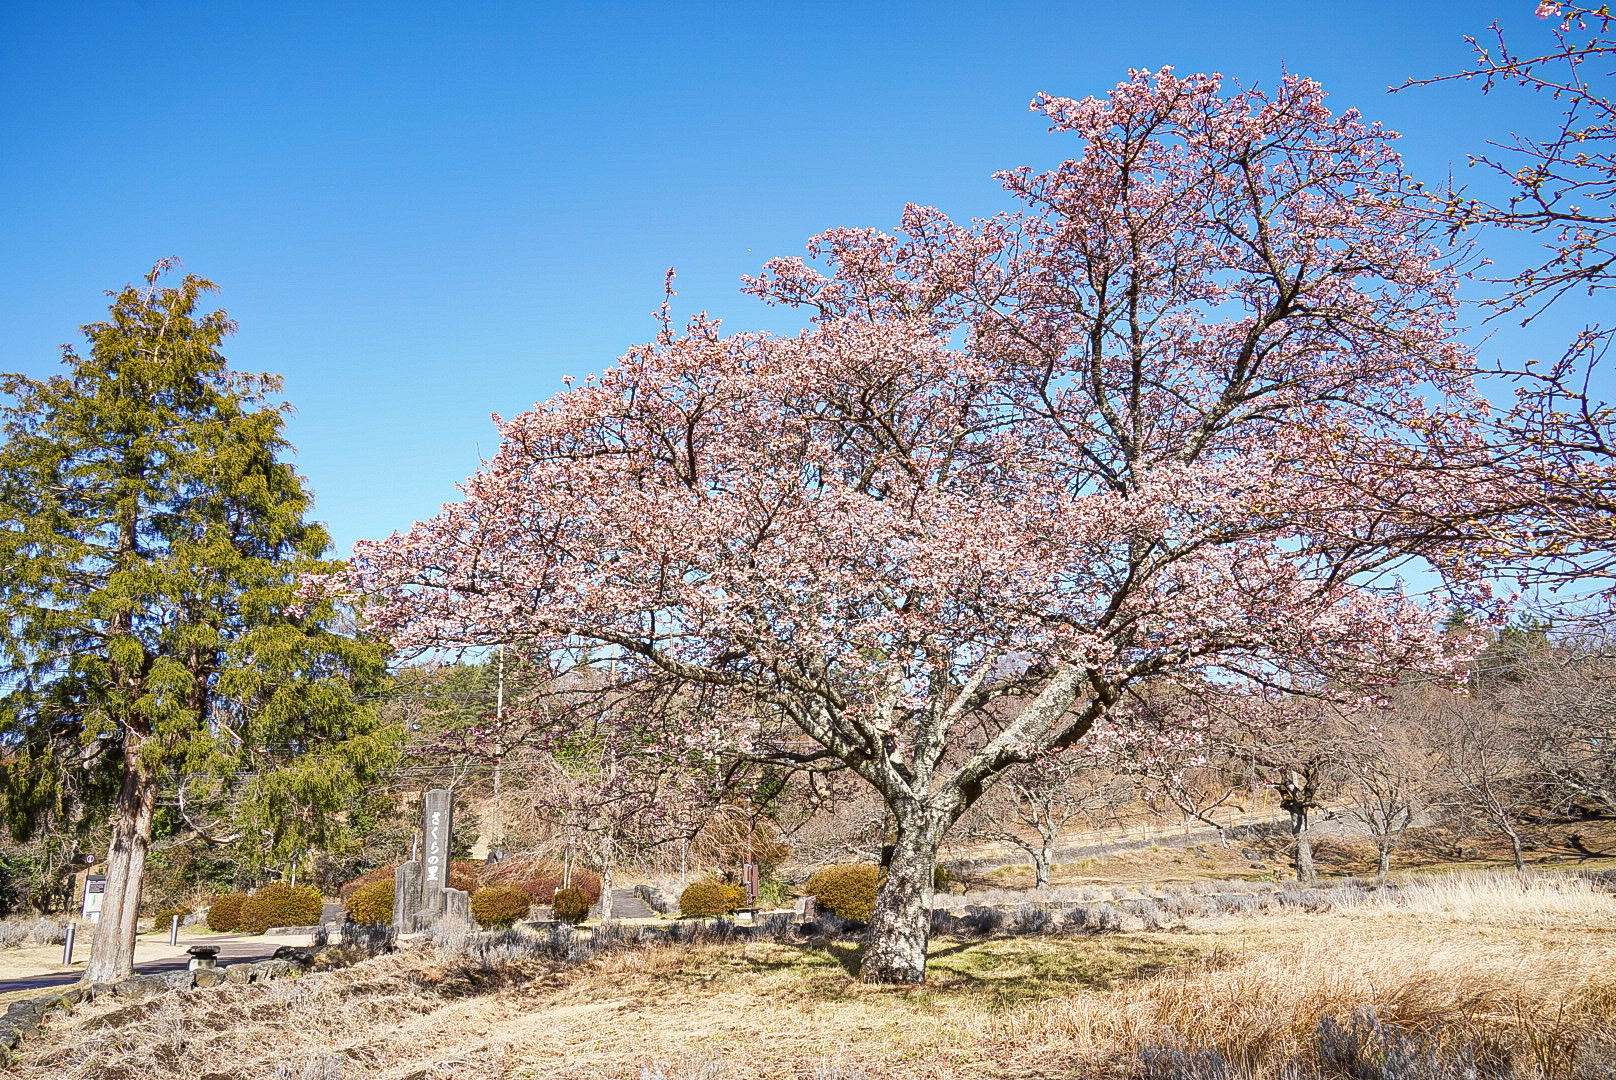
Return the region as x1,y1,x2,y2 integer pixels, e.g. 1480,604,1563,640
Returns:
492,644,505,850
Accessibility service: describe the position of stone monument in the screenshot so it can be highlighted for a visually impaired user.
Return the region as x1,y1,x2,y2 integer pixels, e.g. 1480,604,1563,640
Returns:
392,788,476,935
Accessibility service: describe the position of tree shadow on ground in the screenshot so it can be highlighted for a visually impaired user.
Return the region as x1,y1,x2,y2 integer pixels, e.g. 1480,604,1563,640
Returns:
723,933,1218,1003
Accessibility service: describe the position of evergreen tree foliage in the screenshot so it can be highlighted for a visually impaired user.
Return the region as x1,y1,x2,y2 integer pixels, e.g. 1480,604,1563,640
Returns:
0,260,393,980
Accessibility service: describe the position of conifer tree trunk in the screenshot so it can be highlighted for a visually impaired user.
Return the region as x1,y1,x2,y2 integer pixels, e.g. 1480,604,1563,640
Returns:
83,761,157,983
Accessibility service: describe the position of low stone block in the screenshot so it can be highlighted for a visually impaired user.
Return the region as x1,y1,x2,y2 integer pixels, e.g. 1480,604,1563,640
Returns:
112,974,169,1000
271,945,315,966
223,963,253,985
3,999,43,1022
0,1025,24,1049
37,993,74,1016
191,968,227,988
249,958,297,981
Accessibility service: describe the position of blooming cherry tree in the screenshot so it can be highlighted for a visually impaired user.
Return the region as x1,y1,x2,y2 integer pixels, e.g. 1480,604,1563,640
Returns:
337,70,1483,982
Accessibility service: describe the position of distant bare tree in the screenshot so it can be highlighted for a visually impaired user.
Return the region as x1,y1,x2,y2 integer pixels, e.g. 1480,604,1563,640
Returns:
962,751,1131,889
778,776,889,874
1420,694,1536,872
1492,634,1616,821
1337,707,1434,884
1134,747,1252,846
1229,706,1351,884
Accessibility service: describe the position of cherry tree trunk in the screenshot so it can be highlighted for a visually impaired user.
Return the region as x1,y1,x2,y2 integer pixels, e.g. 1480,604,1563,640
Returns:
1290,808,1315,884
860,807,950,984
83,761,158,984
1376,845,1392,886
1035,837,1055,891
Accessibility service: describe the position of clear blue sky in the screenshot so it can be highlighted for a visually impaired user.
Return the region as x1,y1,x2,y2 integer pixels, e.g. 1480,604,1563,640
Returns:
0,1,1579,557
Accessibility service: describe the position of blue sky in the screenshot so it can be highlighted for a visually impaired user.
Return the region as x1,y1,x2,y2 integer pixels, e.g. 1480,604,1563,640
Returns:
0,1,1584,557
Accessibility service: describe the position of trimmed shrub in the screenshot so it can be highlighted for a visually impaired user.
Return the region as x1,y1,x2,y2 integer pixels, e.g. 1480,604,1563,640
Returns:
553,887,590,924
470,885,532,928
206,892,247,932
346,878,395,926
806,864,880,922
148,904,191,932
238,882,323,935
679,879,744,917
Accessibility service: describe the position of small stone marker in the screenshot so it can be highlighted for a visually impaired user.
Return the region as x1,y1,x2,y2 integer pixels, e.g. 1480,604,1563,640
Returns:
443,888,475,934
392,860,422,934
186,945,220,971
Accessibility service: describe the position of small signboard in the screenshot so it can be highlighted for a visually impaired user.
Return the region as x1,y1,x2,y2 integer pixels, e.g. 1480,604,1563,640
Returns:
82,874,106,922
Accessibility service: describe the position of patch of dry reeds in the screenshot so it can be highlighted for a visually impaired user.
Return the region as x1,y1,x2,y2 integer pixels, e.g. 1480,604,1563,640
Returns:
993,892,1616,1079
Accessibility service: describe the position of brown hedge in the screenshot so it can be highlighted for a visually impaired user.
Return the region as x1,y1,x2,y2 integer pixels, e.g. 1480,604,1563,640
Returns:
338,860,480,901
338,856,602,907
479,855,601,904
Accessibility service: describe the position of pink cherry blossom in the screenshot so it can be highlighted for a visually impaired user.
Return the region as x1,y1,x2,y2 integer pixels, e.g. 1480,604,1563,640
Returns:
328,69,1489,983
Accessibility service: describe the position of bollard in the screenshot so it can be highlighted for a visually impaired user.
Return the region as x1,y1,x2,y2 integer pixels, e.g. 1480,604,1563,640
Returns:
61,923,75,965
169,914,180,945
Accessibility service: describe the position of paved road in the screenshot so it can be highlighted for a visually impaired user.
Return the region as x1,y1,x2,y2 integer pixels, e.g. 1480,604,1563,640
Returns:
0,934,298,996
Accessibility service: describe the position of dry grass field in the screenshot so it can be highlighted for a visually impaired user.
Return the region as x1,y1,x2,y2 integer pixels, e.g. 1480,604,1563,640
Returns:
9,871,1615,1080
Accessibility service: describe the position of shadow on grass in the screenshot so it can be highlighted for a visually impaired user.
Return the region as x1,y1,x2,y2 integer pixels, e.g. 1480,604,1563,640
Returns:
718,933,1220,1005
918,935,1220,1006
730,939,867,978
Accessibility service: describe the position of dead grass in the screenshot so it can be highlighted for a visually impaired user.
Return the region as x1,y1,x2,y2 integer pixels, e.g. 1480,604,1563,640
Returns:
10,871,1616,1079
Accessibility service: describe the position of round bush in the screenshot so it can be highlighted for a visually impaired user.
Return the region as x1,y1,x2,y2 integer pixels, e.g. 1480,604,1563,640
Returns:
149,905,191,931
470,885,532,928
346,878,395,926
238,882,324,935
552,887,590,925
679,879,744,917
806,864,880,922
206,892,247,932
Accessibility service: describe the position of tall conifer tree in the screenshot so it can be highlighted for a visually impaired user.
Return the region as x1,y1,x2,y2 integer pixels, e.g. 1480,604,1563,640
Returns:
0,261,391,981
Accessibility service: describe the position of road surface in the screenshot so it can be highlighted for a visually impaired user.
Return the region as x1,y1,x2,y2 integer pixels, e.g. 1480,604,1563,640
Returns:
0,932,310,996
